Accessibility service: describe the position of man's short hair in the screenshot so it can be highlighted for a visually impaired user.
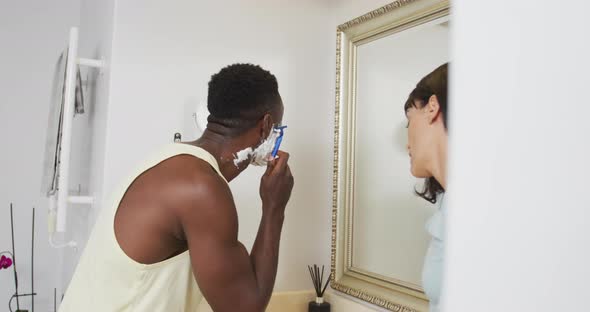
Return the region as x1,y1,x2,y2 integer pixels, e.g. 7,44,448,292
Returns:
207,63,280,130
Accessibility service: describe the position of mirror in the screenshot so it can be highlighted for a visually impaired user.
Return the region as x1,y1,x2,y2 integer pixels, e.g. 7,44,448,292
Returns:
354,13,449,286
331,1,449,311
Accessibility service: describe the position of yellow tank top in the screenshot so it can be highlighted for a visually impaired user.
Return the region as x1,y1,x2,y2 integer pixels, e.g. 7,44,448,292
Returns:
59,143,227,312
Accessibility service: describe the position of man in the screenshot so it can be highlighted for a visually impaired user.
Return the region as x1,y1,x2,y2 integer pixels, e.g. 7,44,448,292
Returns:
59,64,294,312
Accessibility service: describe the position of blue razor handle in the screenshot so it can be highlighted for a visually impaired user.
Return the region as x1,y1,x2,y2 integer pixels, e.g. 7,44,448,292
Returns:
271,126,287,158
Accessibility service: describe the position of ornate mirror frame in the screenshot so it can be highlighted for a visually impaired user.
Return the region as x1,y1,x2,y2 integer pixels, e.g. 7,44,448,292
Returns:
330,1,450,311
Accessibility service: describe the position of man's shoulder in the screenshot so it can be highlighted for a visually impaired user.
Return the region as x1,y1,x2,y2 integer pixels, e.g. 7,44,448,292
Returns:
165,155,233,212
167,155,237,232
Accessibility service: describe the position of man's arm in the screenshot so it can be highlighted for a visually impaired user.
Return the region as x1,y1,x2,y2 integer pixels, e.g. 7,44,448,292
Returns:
179,152,294,312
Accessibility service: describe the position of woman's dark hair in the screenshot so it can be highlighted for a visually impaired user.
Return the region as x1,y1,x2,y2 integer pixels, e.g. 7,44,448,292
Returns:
404,63,448,204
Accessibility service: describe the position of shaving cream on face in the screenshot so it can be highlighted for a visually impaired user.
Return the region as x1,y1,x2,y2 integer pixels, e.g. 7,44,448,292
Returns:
233,147,253,168
250,130,280,166
233,128,280,168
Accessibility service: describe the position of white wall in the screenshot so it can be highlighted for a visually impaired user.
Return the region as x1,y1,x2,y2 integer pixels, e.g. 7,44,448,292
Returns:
0,1,80,310
446,1,590,311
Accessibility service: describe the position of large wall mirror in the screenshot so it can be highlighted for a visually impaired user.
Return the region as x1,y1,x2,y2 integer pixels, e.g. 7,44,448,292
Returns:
331,0,449,310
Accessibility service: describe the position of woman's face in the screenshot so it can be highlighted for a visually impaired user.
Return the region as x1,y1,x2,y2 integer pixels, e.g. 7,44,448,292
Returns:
406,99,437,178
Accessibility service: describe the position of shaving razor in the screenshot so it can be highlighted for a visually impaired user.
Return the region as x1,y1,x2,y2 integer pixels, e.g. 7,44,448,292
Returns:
271,125,287,158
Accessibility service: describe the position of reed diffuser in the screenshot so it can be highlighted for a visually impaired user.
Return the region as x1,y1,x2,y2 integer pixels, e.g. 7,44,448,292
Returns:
307,265,331,312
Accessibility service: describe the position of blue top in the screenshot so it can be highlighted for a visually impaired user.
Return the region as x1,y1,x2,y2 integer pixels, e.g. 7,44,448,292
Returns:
422,195,446,312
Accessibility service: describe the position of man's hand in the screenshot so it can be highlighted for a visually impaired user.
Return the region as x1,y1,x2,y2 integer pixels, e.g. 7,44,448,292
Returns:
260,151,294,219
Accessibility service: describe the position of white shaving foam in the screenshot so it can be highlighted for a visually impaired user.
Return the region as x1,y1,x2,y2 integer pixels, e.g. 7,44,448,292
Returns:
232,128,280,168
233,147,253,168
250,130,279,166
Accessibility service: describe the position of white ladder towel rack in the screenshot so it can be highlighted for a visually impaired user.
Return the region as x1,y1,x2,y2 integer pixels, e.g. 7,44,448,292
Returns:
51,27,104,236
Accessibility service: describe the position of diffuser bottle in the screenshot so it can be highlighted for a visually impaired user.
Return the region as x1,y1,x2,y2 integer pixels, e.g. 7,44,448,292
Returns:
307,264,331,312
308,296,331,312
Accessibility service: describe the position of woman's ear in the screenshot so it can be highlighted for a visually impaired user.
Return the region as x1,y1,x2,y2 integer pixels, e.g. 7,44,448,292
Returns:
426,95,441,124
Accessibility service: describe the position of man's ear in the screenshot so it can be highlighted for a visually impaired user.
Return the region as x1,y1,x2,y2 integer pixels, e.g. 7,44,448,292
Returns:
260,113,274,140
426,95,441,124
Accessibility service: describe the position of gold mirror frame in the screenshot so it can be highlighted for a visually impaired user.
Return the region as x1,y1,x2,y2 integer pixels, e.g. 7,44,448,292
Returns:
330,1,450,311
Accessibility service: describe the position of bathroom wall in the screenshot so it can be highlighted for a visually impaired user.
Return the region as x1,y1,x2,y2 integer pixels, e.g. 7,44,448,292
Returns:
0,1,81,310
446,1,590,311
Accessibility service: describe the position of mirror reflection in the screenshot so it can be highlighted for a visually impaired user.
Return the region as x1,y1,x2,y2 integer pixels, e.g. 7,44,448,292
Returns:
352,17,449,289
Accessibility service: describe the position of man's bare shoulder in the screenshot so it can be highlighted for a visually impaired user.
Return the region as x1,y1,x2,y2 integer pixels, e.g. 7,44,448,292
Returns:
165,154,234,216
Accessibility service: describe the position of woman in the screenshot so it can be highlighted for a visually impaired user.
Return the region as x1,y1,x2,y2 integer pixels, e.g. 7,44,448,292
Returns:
404,63,448,312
